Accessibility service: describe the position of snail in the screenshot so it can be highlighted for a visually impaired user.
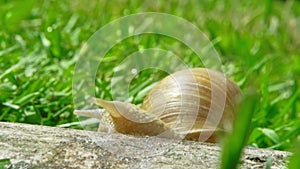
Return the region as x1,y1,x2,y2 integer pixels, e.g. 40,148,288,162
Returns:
74,68,241,142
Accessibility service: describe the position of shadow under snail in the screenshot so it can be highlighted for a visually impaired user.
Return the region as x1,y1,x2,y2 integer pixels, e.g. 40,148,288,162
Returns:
74,68,242,142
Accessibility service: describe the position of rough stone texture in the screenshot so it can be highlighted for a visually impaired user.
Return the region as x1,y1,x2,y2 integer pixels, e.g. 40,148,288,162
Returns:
0,122,289,169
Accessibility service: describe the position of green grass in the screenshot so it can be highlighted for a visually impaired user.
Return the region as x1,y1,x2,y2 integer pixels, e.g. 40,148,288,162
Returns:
221,90,259,169
0,158,11,169
0,0,299,157
288,140,300,169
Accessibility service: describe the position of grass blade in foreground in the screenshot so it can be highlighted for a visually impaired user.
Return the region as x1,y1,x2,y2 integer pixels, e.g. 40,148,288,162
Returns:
288,141,300,169
220,90,259,169
0,158,11,169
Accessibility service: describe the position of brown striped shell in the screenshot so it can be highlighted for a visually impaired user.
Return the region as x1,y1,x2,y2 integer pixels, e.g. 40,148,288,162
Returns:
75,68,241,142
141,68,241,142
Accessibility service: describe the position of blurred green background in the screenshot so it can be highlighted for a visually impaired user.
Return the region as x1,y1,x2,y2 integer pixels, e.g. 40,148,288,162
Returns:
0,0,299,151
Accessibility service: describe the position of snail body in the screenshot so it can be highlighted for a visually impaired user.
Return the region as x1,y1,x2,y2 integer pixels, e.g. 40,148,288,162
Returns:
75,68,241,142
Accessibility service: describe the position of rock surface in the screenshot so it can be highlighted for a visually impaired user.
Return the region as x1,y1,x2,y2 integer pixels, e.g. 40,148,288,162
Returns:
0,122,289,169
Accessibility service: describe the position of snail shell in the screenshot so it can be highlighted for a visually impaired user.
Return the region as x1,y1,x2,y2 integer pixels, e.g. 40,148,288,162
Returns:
75,68,241,142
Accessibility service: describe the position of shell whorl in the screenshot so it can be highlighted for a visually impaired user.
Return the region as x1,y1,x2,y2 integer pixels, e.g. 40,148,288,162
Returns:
76,68,241,142
141,68,241,141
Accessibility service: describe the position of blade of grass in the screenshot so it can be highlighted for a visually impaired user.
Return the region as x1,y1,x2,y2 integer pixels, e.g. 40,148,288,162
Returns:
0,45,19,57
0,61,20,80
264,155,272,169
0,158,11,169
288,141,300,169
282,85,300,119
259,128,281,144
220,90,259,169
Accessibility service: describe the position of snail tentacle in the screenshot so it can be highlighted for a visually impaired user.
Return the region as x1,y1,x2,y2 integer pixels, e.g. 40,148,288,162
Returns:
74,109,104,120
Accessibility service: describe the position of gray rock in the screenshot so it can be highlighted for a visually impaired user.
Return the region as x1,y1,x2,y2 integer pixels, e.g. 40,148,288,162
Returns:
0,122,289,169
